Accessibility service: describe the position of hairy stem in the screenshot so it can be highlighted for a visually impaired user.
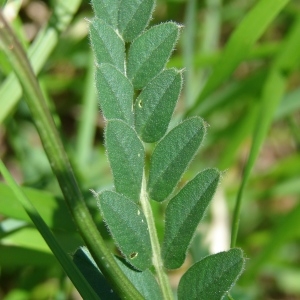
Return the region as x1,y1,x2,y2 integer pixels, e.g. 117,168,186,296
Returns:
140,173,173,300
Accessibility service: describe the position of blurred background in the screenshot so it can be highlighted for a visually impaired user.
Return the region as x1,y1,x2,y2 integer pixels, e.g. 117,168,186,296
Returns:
0,0,300,299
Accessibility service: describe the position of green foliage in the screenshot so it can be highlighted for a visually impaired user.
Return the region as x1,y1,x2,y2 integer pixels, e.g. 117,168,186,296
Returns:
97,191,152,271
127,22,180,89
162,168,220,269
118,0,155,42
89,18,125,72
91,1,244,298
2,0,299,299
135,68,182,142
73,247,163,300
105,120,144,202
91,0,119,28
148,117,206,202
178,249,245,300
96,63,134,124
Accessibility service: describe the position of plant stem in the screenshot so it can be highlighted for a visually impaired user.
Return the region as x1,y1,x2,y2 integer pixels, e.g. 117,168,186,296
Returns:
0,12,143,300
140,173,173,300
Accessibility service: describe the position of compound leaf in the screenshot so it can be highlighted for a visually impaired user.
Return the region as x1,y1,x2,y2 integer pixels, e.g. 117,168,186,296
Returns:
105,120,144,202
98,191,152,271
178,249,245,300
127,22,180,89
162,168,220,269
91,0,120,28
96,63,134,125
118,0,155,42
148,117,206,202
135,68,182,142
90,18,125,72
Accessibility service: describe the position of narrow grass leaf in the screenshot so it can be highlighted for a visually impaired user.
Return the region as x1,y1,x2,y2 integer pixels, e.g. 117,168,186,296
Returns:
127,22,180,89
73,247,163,300
105,120,144,202
98,191,152,271
231,16,300,247
0,161,99,300
148,117,206,202
0,183,75,232
73,247,120,300
0,0,81,124
91,0,119,28
135,68,182,142
162,168,220,269
118,0,155,42
90,18,125,72
187,0,289,116
96,63,134,125
178,249,245,300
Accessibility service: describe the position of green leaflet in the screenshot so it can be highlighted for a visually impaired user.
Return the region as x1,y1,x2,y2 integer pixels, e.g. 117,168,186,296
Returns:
148,117,206,202
118,0,155,42
98,191,152,271
162,168,220,269
90,18,125,73
91,0,120,28
135,69,182,143
127,22,180,89
105,120,144,202
177,249,245,300
96,63,134,125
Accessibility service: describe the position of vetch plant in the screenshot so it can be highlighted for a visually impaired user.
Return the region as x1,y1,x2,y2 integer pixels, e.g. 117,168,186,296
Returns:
83,0,246,299
0,0,247,299
1,0,299,298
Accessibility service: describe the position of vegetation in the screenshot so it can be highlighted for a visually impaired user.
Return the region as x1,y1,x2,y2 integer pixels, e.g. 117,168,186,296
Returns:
0,0,300,299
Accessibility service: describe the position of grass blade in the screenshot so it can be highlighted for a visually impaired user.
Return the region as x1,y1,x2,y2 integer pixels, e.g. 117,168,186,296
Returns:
186,0,289,116
0,160,100,300
231,16,300,247
0,0,82,123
